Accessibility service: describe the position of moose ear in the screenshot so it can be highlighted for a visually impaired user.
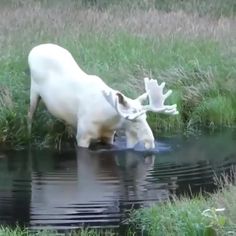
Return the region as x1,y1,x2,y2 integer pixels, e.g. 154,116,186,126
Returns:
116,92,129,108
102,90,146,120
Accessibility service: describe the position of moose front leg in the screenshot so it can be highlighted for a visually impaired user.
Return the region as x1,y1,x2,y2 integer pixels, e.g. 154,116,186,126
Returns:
100,130,116,145
76,131,91,148
76,121,94,148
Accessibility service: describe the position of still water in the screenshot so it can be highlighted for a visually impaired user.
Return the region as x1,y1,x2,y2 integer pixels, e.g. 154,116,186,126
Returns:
0,130,235,230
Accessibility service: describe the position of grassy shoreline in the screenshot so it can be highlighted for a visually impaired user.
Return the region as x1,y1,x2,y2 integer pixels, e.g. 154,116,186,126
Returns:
128,174,236,236
0,0,235,148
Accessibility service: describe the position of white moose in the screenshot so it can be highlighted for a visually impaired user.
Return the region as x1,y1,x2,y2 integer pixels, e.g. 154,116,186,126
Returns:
28,44,178,149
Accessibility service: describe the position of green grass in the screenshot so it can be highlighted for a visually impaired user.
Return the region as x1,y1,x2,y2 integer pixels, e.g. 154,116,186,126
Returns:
128,177,236,236
0,1,235,148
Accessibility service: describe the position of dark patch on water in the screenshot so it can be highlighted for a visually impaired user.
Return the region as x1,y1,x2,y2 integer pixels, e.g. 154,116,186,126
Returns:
0,129,236,232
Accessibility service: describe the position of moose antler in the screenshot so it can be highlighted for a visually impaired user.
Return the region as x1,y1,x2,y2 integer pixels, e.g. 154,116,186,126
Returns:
103,78,178,121
143,77,179,115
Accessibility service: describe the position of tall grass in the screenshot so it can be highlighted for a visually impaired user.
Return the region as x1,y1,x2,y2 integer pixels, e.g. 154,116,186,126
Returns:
0,0,235,147
14,0,235,18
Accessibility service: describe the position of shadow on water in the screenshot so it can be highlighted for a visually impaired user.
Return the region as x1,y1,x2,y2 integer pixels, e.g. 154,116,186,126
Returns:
0,129,235,231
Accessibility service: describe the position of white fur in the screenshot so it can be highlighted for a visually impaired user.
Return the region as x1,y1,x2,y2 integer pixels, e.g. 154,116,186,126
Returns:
28,44,155,149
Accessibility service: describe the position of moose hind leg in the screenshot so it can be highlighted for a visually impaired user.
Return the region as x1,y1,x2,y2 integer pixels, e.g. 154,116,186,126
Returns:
28,90,40,136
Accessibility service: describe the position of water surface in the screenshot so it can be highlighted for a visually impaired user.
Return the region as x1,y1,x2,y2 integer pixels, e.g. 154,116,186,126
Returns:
0,129,235,230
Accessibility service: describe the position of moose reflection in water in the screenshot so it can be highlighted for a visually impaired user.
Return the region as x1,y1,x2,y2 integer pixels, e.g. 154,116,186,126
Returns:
0,130,235,229
30,148,169,228
0,147,173,229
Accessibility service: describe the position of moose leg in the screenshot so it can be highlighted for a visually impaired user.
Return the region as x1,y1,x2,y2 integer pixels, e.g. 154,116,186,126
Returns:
100,131,115,145
28,89,40,136
76,121,94,148
76,134,92,148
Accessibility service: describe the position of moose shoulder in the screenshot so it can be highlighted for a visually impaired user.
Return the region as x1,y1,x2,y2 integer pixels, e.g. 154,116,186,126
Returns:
28,44,178,149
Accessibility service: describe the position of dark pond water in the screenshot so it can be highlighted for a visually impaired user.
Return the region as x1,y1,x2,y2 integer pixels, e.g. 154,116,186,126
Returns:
0,129,235,231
